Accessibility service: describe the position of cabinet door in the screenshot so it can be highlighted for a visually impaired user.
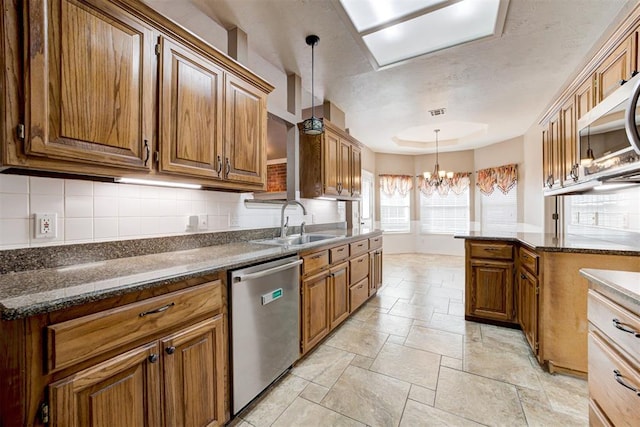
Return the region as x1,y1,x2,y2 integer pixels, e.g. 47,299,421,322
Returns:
467,259,515,322
224,74,267,186
575,77,594,121
351,145,362,198
338,139,351,196
329,263,349,329
542,128,551,188
25,0,154,170
560,98,578,184
595,36,633,103
301,271,330,353
518,268,539,355
49,342,162,427
162,316,226,427
158,37,224,179
369,250,383,296
323,130,340,196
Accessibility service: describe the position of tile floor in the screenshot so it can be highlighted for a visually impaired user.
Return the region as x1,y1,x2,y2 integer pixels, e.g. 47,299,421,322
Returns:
232,254,589,427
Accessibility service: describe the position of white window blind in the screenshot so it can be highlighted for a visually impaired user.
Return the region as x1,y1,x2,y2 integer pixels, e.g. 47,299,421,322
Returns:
380,191,410,232
420,188,469,234
480,187,517,232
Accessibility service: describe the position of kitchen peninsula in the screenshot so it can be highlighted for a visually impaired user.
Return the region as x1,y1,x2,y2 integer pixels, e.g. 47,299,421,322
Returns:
456,232,640,377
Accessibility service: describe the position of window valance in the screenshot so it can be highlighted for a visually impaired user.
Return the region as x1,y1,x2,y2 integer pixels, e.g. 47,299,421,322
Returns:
476,163,518,196
379,174,414,196
418,172,471,196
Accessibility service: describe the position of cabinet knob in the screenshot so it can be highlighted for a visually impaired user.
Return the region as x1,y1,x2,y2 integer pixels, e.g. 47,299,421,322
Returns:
520,273,527,279
148,354,159,363
166,346,176,355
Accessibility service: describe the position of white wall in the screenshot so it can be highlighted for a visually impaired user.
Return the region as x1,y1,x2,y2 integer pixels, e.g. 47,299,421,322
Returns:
0,175,344,250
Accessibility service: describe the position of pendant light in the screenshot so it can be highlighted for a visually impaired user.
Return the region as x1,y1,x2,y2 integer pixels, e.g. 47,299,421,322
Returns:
423,129,453,186
302,35,324,135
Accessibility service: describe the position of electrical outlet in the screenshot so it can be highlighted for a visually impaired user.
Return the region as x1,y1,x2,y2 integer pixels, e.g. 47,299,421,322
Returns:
229,214,240,227
198,214,208,230
35,213,57,238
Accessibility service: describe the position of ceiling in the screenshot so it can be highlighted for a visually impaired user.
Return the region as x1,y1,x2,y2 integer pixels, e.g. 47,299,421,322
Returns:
145,0,636,155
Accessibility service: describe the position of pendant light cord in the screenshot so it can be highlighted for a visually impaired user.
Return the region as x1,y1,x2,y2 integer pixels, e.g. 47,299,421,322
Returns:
311,41,315,118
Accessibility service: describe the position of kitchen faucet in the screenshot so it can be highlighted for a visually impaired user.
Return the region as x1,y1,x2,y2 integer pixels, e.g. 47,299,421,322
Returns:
280,200,307,238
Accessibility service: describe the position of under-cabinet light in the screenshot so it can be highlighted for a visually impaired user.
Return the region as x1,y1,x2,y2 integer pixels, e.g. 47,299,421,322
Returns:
593,183,635,192
114,177,202,190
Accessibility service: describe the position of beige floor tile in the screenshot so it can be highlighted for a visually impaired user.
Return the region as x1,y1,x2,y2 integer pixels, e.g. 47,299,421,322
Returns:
448,301,465,316
272,397,365,427
440,356,463,370
408,384,436,406
407,293,451,311
405,325,463,359
400,400,484,427
367,293,400,309
396,280,433,292
480,324,531,356
299,382,330,404
387,334,406,345
536,371,589,418
434,367,527,426
362,311,415,336
325,323,388,358
427,286,463,302
388,301,435,322
518,387,588,426
417,312,481,336
350,354,374,369
378,286,417,299
240,374,309,427
322,365,410,427
464,340,543,390
292,345,355,388
370,342,441,389
349,304,378,322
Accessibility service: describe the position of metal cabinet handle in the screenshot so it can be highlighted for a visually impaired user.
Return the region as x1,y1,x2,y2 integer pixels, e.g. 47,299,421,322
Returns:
613,370,640,396
225,158,231,177
485,247,500,252
310,253,324,259
358,258,364,263
148,354,159,363
357,284,364,289
520,273,527,279
613,318,640,337
166,346,176,355
216,155,222,177
546,174,554,189
570,164,579,182
234,259,303,282
143,140,150,166
336,248,345,252
139,302,175,317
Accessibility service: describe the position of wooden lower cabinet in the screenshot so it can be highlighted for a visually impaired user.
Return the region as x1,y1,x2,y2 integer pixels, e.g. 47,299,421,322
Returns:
349,278,369,312
369,249,383,296
517,267,539,355
467,259,515,323
49,341,162,427
328,263,350,329
301,270,331,354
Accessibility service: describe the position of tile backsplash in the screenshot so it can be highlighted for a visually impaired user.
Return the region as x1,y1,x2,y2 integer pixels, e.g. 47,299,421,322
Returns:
0,174,345,250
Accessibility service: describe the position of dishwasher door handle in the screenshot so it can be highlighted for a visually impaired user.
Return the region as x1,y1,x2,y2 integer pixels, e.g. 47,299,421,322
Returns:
234,259,303,282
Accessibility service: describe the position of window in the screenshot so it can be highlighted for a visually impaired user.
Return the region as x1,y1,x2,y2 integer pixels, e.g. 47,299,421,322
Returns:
480,187,517,232
420,187,470,234
379,175,412,233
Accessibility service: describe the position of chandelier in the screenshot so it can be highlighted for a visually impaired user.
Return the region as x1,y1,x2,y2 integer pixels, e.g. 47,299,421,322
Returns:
423,129,453,186
302,34,324,135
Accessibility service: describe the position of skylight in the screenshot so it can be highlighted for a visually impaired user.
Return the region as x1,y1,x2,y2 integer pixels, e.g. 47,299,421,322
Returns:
337,0,509,69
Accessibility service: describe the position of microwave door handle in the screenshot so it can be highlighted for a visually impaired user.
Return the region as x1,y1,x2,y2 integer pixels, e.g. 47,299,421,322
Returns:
624,77,640,155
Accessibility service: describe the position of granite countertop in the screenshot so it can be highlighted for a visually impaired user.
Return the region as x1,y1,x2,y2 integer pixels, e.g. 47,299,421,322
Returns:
0,228,381,320
455,231,640,255
580,268,640,314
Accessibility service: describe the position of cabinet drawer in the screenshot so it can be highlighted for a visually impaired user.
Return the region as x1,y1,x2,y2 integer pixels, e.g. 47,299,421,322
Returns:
47,280,222,372
330,244,349,263
350,254,369,284
588,332,640,426
588,290,640,364
302,250,329,275
369,235,382,251
350,239,369,257
469,241,513,260
519,247,539,275
589,399,612,427
350,278,369,312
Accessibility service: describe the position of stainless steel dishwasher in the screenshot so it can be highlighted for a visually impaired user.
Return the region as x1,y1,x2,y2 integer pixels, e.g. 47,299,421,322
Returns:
230,255,302,415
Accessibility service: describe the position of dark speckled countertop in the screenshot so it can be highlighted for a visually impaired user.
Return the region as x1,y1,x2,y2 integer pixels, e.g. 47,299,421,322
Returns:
0,227,381,320
455,231,640,256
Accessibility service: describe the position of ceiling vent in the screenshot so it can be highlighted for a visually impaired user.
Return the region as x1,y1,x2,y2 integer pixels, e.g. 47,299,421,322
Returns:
429,108,446,116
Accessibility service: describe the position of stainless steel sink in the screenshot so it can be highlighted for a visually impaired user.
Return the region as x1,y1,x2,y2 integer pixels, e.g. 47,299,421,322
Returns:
252,234,340,247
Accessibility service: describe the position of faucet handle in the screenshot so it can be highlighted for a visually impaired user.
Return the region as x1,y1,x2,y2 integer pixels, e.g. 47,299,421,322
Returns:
300,221,306,235
284,216,289,227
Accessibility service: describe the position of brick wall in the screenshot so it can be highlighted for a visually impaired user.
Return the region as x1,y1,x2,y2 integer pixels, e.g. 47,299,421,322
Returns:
267,163,287,192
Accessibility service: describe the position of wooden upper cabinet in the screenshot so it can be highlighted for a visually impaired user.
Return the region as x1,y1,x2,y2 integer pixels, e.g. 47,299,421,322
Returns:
158,36,224,179
595,35,634,103
575,77,594,121
24,0,155,170
323,129,341,196
49,342,162,427
161,316,226,427
339,138,351,196
542,112,562,189
351,145,362,197
224,74,267,187
560,98,578,184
